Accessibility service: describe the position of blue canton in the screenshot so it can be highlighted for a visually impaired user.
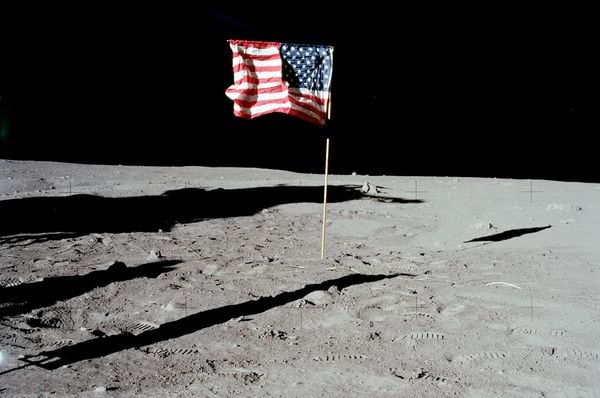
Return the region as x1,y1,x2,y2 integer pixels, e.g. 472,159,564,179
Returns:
281,43,332,91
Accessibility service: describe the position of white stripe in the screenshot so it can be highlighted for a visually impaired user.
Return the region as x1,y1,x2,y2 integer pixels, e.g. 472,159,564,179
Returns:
233,69,281,82
226,90,288,102
225,82,286,101
232,45,280,57
288,87,329,101
232,56,281,68
289,93,327,113
230,81,283,90
234,102,290,115
290,102,325,123
233,91,288,102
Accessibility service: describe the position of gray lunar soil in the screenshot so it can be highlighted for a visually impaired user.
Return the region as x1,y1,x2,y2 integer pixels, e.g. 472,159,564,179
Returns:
0,160,599,397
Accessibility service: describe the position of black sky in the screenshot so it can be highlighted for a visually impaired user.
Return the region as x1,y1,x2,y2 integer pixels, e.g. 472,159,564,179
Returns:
0,6,595,181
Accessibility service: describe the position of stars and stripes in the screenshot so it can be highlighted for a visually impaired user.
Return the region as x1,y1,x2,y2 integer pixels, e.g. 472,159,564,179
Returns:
225,40,333,127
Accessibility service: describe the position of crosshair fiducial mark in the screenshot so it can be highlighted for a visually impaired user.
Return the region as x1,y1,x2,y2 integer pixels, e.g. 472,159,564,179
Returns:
63,180,73,195
282,304,327,331
519,180,543,204
406,180,427,200
519,295,543,321
402,294,429,320
174,294,200,318
64,180,84,196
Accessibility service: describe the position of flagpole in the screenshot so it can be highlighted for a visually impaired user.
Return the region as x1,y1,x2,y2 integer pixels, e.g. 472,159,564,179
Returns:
327,46,334,120
320,137,330,260
320,46,335,260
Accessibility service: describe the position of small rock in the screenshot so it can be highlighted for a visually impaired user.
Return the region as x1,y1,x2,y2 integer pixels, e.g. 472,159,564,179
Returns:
94,386,106,393
471,222,497,229
147,250,164,260
91,329,107,338
107,261,127,272
261,329,288,340
303,290,333,306
361,182,380,195
32,259,51,268
327,285,341,295
547,203,582,211
203,263,218,275
91,234,104,243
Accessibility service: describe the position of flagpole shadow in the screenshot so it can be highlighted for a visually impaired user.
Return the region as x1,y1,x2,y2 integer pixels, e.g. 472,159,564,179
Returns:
19,272,416,371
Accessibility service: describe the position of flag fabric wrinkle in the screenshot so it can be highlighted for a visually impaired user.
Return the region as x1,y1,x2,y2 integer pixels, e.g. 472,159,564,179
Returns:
225,40,333,126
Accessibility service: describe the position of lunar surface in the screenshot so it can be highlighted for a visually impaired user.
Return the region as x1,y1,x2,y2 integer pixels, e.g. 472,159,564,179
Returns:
0,160,598,397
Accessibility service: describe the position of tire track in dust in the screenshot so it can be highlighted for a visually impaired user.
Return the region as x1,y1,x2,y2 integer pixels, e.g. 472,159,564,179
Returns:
511,327,567,337
39,339,74,349
124,321,159,335
557,349,600,361
145,346,202,358
0,277,22,287
312,353,368,362
455,351,507,364
407,332,445,340
389,368,461,386
512,327,539,335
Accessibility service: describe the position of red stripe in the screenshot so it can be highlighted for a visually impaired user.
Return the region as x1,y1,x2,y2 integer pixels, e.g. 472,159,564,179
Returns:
232,63,282,74
231,52,281,62
234,96,289,109
289,95,327,116
227,40,329,127
228,40,281,49
233,106,290,119
233,73,282,84
229,85,287,96
233,75,284,86
288,90,327,106
287,108,325,126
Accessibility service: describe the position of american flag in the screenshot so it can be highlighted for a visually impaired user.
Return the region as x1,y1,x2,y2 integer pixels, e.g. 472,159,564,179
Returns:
225,40,333,127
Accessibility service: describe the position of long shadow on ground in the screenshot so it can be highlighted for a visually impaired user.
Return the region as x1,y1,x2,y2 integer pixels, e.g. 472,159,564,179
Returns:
0,260,181,318
17,272,415,371
464,225,552,243
0,185,422,243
